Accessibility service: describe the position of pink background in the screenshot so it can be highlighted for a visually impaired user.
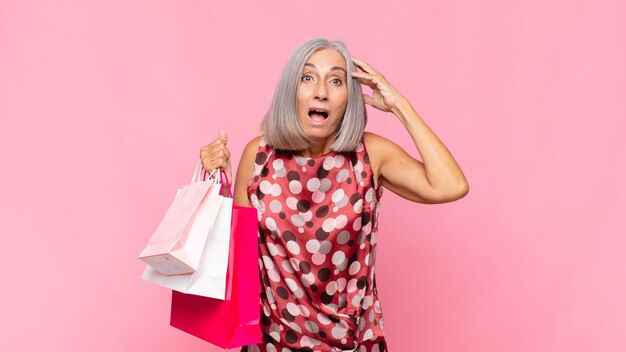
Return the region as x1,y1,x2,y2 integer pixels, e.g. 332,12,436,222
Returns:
1,0,625,351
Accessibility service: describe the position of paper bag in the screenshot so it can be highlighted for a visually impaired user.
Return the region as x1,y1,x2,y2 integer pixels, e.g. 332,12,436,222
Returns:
170,204,261,349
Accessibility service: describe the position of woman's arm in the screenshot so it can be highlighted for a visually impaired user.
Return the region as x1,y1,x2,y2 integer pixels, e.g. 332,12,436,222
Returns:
352,57,469,204
233,136,262,207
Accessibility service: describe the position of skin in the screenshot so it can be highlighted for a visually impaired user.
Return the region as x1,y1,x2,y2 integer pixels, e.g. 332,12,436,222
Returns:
296,49,348,157
199,48,469,206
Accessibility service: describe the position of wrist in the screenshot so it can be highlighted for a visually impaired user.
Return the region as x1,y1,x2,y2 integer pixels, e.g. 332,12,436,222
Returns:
390,97,412,121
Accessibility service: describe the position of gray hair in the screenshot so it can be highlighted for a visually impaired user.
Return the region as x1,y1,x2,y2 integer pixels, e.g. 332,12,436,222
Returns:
262,38,367,152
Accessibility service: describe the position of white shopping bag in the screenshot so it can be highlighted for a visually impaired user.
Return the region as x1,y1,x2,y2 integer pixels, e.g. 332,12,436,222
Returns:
141,195,233,299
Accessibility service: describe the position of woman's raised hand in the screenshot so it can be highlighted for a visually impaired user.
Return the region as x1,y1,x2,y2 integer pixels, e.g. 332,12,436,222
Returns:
199,130,232,180
351,57,404,113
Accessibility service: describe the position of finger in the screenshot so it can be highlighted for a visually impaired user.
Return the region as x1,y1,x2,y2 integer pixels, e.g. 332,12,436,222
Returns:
220,158,232,171
351,71,378,89
213,140,230,155
210,146,231,162
352,57,379,75
362,93,375,107
217,130,228,144
201,138,224,152
199,140,223,159
358,72,390,91
223,146,231,160
200,157,216,173
200,146,231,170
208,158,223,171
351,71,381,81
353,72,389,92
199,145,210,160
214,157,233,171
202,156,230,173
207,145,230,164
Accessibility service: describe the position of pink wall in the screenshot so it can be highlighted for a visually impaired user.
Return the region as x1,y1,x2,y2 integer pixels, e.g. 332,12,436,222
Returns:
1,0,625,351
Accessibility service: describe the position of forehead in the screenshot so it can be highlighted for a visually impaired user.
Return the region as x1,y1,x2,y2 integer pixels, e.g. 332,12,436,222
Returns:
305,48,346,69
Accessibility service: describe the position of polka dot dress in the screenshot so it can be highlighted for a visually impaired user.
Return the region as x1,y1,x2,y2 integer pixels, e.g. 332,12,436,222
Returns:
243,137,387,352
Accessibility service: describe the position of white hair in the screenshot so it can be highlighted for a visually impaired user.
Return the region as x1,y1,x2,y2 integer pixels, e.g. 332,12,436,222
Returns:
262,38,367,152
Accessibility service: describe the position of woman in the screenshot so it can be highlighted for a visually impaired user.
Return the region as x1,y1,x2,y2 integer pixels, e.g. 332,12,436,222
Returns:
200,38,468,352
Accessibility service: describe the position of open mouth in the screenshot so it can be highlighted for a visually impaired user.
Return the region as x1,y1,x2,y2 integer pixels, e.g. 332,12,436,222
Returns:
308,109,329,123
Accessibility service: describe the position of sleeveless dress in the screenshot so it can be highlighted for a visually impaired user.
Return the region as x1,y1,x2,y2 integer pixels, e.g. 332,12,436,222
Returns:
243,137,387,352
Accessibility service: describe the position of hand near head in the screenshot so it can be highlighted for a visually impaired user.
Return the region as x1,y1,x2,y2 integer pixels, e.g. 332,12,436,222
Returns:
351,57,404,113
199,130,232,181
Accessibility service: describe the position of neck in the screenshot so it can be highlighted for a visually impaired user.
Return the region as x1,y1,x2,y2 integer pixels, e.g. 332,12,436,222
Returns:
300,139,332,157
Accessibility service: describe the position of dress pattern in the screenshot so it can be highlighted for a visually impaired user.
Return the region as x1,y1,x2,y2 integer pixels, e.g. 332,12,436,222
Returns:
243,137,387,352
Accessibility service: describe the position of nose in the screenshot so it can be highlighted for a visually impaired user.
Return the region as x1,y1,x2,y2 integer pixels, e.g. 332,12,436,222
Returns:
314,80,328,101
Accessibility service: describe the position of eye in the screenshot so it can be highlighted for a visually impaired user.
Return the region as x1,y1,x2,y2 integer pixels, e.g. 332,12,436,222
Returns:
330,78,343,85
301,75,313,82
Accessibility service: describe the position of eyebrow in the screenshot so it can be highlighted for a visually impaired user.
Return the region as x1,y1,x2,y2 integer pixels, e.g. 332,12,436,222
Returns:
304,63,347,74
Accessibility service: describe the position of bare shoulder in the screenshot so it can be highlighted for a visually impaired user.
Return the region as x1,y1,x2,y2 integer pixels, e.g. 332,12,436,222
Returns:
242,136,263,158
363,132,403,181
234,136,263,206
238,136,263,176
363,131,415,159
363,131,394,149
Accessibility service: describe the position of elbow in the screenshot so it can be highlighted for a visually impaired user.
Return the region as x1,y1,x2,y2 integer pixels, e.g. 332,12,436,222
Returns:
455,180,470,200
451,177,470,201
436,179,469,203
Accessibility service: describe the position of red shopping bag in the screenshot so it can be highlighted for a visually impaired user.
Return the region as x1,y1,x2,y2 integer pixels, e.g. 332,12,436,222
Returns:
170,171,261,349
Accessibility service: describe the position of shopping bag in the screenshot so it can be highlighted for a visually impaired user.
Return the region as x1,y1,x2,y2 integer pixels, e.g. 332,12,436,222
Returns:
141,194,232,299
138,162,221,276
170,171,261,349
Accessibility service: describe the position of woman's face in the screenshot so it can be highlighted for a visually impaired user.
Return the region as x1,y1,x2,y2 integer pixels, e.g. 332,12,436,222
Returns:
296,48,348,145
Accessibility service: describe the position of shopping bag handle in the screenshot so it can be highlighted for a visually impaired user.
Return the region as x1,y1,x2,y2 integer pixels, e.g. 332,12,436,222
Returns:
220,169,233,198
191,161,218,184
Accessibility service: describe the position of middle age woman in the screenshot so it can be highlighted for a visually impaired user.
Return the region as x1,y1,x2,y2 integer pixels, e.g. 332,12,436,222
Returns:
200,38,469,351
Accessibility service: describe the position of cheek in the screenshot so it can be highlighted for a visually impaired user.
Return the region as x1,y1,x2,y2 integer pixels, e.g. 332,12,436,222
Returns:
338,94,348,114
339,89,348,106
296,86,306,102
296,91,306,110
